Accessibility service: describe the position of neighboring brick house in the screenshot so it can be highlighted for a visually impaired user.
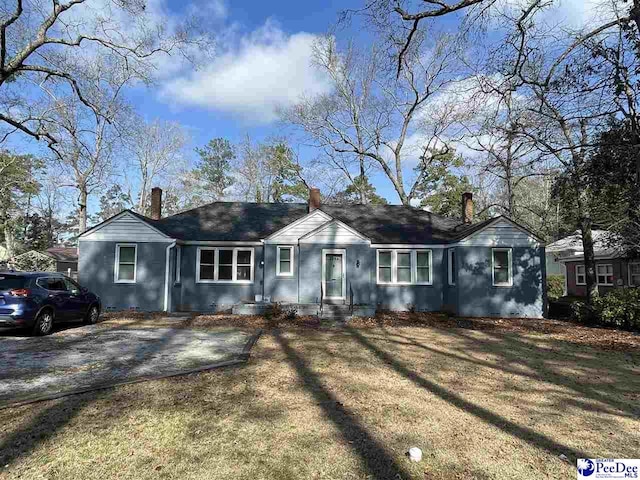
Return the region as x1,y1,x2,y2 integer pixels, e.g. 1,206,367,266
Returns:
548,231,640,296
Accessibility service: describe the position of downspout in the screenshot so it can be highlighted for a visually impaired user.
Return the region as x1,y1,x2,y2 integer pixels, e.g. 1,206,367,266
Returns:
164,240,177,312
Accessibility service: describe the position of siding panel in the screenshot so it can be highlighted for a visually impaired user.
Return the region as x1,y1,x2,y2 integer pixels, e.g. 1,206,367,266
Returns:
267,210,331,244
82,212,170,242
459,220,540,247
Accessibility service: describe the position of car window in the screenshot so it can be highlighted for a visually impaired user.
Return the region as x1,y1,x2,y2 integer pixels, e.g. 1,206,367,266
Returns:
63,278,81,294
37,277,68,291
0,276,27,290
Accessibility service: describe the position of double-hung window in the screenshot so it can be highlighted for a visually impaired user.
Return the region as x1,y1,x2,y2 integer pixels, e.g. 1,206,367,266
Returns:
276,246,294,276
448,249,456,286
575,264,586,285
376,249,432,285
197,248,254,283
115,244,137,283
492,248,512,287
596,264,613,286
629,263,640,287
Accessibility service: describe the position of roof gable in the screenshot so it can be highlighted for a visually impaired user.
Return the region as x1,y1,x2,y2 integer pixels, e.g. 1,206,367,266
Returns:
79,211,172,242
299,219,370,244
457,217,543,247
265,209,332,243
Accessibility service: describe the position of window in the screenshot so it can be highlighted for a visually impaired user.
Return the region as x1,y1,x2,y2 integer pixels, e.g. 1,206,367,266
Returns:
629,263,640,287
448,249,456,286
377,251,392,283
376,249,432,285
397,251,412,284
416,250,431,284
199,249,215,280
276,246,294,276
196,248,254,283
575,264,586,285
63,277,81,294
115,244,137,283
492,248,512,287
175,246,181,284
37,277,68,291
596,264,613,286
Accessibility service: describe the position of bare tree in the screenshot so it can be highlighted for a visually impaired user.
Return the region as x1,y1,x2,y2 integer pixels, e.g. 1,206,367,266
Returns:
0,0,207,149
129,119,189,215
284,33,463,206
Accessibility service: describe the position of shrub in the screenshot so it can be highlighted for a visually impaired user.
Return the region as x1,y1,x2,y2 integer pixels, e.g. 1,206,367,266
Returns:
546,275,564,300
593,288,640,331
571,288,640,331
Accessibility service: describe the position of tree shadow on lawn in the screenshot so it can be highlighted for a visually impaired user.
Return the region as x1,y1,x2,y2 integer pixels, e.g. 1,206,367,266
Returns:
0,322,210,469
377,327,640,421
271,328,414,480
343,326,596,462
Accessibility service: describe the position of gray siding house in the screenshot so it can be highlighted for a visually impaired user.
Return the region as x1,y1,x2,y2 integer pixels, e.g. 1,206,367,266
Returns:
78,188,546,318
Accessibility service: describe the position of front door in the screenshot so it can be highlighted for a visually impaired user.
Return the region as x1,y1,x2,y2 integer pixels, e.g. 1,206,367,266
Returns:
323,250,345,300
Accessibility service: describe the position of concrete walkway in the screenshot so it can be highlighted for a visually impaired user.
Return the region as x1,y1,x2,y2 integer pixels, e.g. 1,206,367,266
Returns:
0,323,259,408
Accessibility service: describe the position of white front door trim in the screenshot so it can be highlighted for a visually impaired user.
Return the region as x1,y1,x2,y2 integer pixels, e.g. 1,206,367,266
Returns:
322,248,346,300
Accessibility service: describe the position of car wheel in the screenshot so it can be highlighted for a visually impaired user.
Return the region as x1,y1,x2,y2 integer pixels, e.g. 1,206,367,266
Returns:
32,310,54,336
84,305,100,325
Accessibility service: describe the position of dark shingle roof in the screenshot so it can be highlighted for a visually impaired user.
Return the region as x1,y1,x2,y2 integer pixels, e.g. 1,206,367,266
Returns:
45,247,78,262
137,202,488,244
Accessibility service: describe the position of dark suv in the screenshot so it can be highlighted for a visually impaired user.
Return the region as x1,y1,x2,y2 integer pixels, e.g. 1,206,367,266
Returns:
0,272,101,335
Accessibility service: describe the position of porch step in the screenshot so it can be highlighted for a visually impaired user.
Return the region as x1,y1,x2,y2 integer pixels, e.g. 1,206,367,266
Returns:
319,305,353,325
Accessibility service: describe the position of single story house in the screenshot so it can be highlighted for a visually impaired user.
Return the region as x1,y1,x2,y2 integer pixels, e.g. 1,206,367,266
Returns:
78,188,546,318
549,230,640,296
46,247,79,277
6,247,78,277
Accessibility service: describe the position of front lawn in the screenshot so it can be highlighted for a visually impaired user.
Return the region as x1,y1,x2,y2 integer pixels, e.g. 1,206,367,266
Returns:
1,313,638,479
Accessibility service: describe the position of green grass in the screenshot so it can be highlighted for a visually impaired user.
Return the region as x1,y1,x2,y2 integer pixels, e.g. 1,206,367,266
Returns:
1,315,638,479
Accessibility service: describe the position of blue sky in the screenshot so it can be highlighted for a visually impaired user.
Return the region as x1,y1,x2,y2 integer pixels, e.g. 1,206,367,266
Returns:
9,0,599,211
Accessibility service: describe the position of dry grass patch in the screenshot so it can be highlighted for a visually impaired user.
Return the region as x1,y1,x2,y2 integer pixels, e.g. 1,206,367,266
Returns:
1,315,639,479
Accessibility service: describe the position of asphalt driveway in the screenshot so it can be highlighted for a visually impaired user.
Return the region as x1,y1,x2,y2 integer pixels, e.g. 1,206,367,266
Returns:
0,322,260,408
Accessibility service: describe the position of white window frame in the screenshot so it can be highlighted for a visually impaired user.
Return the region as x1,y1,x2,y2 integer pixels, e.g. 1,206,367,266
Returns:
491,248,513,287
114,243,137,284
396,250,414,285
596,264,614,286
448,249,456,286
575,264,586,285
376,249,432,285
629,262,640,287
276,246,294,277
196,247,254,284
414,250,433,285
175,246,182,284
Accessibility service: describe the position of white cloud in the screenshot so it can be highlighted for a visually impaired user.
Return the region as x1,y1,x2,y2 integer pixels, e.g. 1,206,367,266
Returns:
160,20,332,123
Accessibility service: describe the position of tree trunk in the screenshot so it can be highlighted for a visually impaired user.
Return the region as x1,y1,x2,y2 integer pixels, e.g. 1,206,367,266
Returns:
576,189,598,304
4,224,15,259
358,156,367,204
79,188,88,234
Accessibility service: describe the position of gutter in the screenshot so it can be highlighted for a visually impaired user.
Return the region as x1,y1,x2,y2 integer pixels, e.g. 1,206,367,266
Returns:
164,240,177,312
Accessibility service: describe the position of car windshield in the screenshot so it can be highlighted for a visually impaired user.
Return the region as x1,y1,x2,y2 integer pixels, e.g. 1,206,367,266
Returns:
0,276,27,291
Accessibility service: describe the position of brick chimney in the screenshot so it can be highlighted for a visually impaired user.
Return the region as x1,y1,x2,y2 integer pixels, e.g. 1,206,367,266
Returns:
462,192,473,224
151,187,163,220
308,188,321,212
